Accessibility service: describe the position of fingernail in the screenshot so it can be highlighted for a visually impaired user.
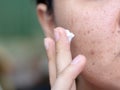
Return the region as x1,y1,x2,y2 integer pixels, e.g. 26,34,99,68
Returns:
44,38,49,50
54,29,60,41
71,55,82,64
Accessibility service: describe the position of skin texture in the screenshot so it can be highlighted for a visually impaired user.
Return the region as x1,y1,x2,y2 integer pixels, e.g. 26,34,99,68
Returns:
37,0,120,90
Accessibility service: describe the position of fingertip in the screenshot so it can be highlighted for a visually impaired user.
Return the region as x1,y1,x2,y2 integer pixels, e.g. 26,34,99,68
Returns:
54,27,66,36
44,37,55,50
69,55,86,79
54,27,65,31
71,55,86,65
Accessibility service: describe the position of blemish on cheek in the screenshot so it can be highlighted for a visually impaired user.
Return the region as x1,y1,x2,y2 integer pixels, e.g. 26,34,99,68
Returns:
113,52,117,56
84,32,86,35
90,50,95,55
83,31,90,36
112,30,115,34
92,62,95,66
117,30,120,34
87,31,90,34
84,29,95,35
92,41,96,44
109,72,112,76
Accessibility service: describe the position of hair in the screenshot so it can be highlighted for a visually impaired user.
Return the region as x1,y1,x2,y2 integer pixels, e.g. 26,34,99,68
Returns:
36,0,53,14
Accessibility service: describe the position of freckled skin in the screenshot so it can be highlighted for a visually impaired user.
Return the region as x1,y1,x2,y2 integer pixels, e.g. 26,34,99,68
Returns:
52,0,120,89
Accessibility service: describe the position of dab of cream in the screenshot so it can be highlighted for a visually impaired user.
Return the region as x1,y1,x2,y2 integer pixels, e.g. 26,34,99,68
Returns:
65,29,75,42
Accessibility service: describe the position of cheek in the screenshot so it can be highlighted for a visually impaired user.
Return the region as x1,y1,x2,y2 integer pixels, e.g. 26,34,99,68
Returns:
70,6,120,88
54,1,120,88
54,5,120,63
55,5,120,86
54,2,120,60
70,7,120,62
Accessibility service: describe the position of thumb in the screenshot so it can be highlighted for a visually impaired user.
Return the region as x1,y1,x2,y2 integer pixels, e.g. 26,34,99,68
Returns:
51,55,86,90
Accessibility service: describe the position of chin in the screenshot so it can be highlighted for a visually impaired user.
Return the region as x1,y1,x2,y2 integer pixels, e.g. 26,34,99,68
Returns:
81,59,120,90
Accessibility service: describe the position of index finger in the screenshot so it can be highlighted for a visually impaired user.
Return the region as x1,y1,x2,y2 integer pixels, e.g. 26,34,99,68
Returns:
54,27,73,74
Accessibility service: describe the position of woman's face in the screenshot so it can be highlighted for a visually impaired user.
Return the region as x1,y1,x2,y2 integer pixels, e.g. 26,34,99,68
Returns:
53,0,120,89
39,0,120,89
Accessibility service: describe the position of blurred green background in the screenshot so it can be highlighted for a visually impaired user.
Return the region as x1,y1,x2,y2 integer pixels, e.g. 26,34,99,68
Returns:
0,0,42,36
0,0,49,90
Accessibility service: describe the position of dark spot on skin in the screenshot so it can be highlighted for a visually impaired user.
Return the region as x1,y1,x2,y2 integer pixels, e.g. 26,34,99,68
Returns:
117,30,120,34
92,41,96,44
116,52,120,57
106,36,110,39
112,31,115,34
87,31,90,34
90,50,95,55
114,52,117,56
92,62,95,66
91,28,94,31
84,32,86,35
109,72,112,75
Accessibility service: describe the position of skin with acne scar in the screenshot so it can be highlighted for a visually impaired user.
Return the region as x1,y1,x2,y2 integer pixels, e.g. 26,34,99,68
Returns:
53,0,120,89
37,0,120,89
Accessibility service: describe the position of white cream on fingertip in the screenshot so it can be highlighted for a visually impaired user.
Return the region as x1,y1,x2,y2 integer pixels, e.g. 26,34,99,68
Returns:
65,29,75,42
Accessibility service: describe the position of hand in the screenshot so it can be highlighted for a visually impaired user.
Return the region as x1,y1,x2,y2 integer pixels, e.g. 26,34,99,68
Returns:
44,27,86,90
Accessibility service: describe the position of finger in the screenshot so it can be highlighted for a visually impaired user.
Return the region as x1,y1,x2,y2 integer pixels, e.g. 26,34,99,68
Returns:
52,55,86,90
44,37,56,86
54,27,72,74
